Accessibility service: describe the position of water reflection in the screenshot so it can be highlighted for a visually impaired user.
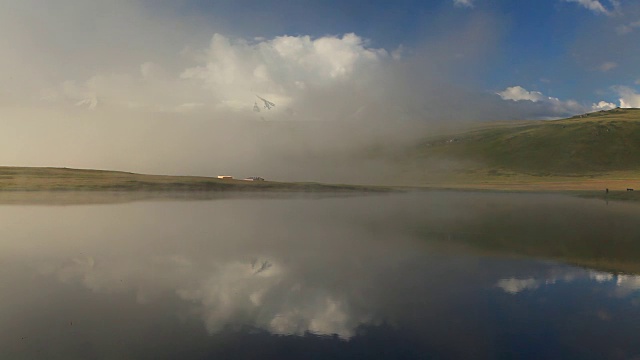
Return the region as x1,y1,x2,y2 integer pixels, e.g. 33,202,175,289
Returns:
2,192,640,359
497,270,640,295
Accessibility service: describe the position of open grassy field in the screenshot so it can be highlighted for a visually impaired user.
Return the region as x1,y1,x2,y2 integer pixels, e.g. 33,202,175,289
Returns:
0,166,394,193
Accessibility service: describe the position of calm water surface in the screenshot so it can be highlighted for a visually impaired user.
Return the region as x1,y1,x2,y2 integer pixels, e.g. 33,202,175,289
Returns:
2,191,640,359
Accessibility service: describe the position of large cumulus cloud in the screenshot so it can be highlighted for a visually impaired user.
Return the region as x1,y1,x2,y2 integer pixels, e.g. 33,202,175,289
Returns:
51,32,391,123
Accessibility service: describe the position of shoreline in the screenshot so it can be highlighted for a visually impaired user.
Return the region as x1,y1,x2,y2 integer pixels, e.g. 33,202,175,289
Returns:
1,166,639,203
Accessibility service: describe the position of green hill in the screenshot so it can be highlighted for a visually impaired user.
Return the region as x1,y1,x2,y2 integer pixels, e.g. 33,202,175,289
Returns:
414,108,640,176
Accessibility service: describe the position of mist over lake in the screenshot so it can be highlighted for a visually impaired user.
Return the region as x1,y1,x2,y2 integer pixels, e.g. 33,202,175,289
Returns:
2,191,640,359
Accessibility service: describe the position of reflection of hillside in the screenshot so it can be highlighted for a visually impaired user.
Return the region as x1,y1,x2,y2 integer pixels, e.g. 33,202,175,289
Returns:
414,195,640,274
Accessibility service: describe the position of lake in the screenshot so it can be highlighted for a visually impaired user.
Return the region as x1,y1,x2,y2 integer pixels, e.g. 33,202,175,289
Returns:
2,191,640,359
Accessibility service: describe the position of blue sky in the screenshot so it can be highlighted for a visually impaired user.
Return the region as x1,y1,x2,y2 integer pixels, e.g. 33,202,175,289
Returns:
167,0,640,107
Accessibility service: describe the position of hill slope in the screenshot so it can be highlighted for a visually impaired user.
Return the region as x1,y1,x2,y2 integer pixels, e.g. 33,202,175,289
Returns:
416,108,640,176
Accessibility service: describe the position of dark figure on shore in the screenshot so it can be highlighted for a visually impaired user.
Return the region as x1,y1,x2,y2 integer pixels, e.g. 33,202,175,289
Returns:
606,188,609,194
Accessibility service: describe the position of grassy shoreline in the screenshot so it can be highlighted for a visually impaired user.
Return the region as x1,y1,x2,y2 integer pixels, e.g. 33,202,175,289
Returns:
1,166,640,203
0,166,395,193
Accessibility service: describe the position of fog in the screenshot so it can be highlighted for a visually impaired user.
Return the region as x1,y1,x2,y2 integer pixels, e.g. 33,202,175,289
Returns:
2,0,621,182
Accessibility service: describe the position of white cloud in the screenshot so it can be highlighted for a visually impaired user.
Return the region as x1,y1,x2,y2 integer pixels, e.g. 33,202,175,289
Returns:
47,33,390,120
497,86,546,102
599,61,618,72
614,86,640,108
498,85,617,116
180,33,388,111
591,100,616,111
616,19,640,34
563,0,611,15
453,0,475,8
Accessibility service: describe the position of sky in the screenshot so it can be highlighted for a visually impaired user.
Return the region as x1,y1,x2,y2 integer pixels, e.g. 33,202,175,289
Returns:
1,0,639,178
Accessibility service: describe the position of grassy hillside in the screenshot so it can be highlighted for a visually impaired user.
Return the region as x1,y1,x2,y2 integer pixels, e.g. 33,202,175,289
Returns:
417,108,640,175
394,108,640,190
0,167,394,193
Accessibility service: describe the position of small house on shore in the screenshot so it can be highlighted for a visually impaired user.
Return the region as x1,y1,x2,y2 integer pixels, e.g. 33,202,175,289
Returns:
217,175,233,180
